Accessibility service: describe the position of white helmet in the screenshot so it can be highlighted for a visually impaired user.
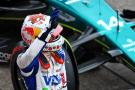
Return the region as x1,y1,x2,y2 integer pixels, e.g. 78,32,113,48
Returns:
21,13,51,45
21,13,64,51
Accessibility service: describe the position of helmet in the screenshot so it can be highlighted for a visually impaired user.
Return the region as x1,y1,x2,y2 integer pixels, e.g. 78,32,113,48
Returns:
21,13,51,45
21,13,64,51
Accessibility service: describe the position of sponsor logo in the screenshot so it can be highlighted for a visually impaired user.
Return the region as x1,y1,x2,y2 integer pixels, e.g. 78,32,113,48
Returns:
123,39,135,48
23,27,34,36
122,39,135,52
97,16,124,31
43,73,66,86
0,52,11,61
44,74,61,86
60,73,66,86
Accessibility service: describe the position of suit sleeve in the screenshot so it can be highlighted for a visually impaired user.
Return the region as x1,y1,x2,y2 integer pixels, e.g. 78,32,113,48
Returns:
16,38,47,77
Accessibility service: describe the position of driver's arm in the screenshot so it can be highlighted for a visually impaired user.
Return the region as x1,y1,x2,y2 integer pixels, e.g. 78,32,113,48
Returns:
17,31,51,76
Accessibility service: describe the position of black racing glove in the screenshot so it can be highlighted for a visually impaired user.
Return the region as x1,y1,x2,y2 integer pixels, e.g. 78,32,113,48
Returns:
38,21,58,42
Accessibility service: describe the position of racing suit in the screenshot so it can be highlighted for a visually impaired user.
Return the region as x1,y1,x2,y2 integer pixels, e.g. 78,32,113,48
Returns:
17,31,67,90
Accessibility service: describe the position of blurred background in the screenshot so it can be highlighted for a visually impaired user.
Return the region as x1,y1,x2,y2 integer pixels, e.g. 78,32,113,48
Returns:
0,0,135,90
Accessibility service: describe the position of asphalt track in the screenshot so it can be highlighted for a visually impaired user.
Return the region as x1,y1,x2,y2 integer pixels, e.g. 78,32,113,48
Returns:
1,0,135,90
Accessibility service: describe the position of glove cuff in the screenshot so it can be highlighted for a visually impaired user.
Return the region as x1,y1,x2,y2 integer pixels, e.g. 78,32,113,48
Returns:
38,28,52,42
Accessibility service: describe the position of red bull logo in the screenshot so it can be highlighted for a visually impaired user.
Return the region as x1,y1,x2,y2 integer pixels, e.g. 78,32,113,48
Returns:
23,27,34,36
